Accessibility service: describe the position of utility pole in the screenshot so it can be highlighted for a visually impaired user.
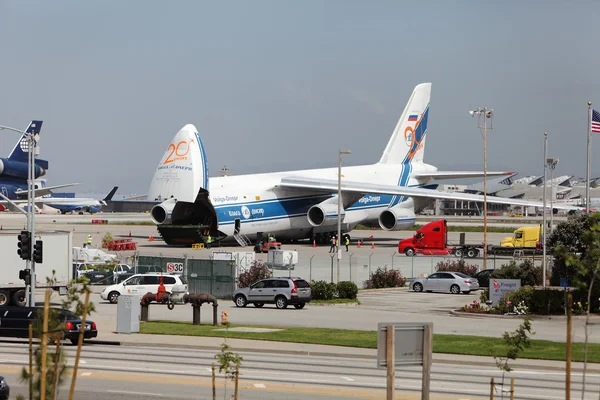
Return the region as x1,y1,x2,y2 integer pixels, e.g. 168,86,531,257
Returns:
337,149,351,283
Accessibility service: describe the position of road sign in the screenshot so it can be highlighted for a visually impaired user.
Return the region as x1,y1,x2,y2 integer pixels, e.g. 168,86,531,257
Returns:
166,262,183,274
489,279,521,306
377,322,433,400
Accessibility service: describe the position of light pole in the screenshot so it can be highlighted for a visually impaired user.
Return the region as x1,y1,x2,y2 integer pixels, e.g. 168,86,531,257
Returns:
542,133,548,288
469,107,494,269
547,158,559,233
337,149,351,283
0,122,40,306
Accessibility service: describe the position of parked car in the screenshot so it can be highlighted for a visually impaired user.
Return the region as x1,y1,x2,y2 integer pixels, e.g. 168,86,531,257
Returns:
233,277,311,309
0,376,8,400
100,274,187,304
0,306,98,345
410,272,479,294
472,269,495,289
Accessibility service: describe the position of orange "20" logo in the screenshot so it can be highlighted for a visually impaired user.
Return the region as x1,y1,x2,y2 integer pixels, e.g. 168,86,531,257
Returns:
163,141,190,164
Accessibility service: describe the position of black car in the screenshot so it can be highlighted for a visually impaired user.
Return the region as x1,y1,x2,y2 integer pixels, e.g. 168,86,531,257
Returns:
472,269,495,289
0,306,98,345
0,376,9,400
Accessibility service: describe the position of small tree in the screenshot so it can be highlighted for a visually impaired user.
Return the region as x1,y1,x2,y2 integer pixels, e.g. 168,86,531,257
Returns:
214,324,243,400
493,318,534,399
552,213,600,398
237,261,272,288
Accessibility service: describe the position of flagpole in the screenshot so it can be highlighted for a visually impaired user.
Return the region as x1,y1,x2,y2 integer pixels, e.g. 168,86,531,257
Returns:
586,101,592,212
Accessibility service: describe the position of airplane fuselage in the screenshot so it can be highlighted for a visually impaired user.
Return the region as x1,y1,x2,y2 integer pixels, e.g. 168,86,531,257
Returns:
207,162,437,240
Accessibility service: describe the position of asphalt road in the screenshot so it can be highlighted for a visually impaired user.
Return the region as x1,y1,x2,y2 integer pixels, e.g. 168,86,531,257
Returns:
1,342,599,400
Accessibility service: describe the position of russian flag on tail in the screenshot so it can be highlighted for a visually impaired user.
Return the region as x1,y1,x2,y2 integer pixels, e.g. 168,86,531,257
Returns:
408,114,418,122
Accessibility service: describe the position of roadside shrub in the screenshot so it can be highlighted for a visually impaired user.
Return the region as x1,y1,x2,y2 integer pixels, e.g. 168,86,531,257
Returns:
479,288,489,303
491,260,542,286
310,280,337,300
337,281,358,299
436,259,478,276
237,261,272,288
505,286,565,314
369,267,406,289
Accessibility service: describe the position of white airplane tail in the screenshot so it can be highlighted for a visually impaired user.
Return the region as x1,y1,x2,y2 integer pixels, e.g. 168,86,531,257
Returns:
378,83,431,165
148,124,209,203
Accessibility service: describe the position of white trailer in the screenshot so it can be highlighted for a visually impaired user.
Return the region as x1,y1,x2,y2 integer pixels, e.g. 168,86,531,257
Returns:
0,230,73,306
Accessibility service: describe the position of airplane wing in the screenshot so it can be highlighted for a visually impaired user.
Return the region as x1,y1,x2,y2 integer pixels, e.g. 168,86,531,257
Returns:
15,183,80,198
411,171,515,180
278,177,581,210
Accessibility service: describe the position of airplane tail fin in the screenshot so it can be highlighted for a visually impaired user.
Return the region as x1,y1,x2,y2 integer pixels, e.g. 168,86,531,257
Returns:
8,120,43,161
103,186,119,202
378,83,430,165
148,124,209,203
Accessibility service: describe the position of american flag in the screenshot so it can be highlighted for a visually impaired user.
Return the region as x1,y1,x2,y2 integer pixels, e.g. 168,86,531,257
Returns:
593,109,600,133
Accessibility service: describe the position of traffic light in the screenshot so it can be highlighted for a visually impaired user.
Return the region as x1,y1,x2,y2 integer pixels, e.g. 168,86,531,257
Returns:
17,230,31,260
19,269,31,285
33,240,43,264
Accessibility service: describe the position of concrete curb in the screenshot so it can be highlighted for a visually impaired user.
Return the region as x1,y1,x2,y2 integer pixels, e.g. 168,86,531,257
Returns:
450,310,600,321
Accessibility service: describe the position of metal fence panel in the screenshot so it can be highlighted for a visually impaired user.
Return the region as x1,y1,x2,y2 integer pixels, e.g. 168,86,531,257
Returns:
187,259,236,299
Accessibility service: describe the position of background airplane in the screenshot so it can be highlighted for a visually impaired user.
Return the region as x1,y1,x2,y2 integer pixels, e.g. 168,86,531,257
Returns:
0,120,77,210
145,83,579,246
43,186,119,214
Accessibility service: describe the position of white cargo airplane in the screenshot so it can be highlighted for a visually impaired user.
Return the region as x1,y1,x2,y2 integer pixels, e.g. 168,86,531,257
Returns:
147,83,578,245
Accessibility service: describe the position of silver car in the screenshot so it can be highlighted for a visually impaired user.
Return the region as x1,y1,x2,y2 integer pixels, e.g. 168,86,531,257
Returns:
410,271,479,294
233,277,311,309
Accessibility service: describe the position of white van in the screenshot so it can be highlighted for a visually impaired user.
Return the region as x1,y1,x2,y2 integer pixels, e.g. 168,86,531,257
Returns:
100,274,187,304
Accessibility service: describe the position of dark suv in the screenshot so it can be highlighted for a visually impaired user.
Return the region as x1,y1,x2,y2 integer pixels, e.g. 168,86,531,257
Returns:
233,277,311,309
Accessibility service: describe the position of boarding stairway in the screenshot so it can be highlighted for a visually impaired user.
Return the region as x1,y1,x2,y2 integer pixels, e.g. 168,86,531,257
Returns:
233,232,251,247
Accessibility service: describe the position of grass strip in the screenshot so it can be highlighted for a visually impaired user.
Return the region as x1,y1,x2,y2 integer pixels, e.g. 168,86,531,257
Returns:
140,321,600,363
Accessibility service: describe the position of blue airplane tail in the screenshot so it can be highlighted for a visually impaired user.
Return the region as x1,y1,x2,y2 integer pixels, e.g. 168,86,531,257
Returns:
7,120,48,170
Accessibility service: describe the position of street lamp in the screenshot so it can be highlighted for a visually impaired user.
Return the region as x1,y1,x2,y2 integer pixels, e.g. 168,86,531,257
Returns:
469,107,494,270
0,122,39,306
547,158,559,233
337,149,351,283
542,133,548,288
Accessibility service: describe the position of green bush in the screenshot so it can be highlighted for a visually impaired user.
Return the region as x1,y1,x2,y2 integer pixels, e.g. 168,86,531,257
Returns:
368,267,407,289
504,286,566,314
310,280,338,300
491,260,542,286
337,281,358,299
436,259,478,276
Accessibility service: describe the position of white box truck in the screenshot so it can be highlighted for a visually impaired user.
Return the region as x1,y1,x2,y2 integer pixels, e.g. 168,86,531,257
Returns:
0,230,73,306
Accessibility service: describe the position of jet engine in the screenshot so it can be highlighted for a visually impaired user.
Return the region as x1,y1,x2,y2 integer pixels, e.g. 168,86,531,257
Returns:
378,202,417,231
0,158,45,180
150,198,178,225
307,201,345,228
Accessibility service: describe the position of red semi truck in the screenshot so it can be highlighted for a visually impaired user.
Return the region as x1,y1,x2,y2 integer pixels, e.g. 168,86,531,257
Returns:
398,219,541,258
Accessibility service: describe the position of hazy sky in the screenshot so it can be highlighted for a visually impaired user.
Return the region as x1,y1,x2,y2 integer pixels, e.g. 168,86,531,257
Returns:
1,1,599,195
